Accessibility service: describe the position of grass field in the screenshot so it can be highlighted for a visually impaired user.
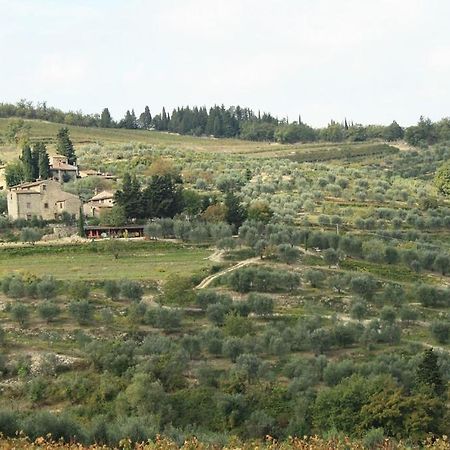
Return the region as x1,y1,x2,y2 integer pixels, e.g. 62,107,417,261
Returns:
0,241,213,281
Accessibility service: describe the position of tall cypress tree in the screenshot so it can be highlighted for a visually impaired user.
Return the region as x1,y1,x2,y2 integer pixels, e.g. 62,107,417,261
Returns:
415,348,446,397
56,127,76,165
114,173,142,219
31,145,40,180
139,106,152,129
37,143,50,179
21,144,34,182
78,207,85,237
100,108,112,128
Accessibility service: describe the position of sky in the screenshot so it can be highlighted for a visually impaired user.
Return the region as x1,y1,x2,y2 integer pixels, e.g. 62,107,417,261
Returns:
0,0,449,127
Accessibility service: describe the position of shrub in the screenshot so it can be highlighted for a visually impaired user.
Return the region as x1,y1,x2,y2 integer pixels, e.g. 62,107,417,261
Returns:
120,280,143,301
104,280,120,300
69,281,90,300
247,293,274,316
69,300,94,325
303,269,325,288
10,303,30,327
37,301,61,323
430,320,450,344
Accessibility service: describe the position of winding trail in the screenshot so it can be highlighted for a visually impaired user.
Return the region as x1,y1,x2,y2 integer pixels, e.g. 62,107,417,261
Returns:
196,256,261,289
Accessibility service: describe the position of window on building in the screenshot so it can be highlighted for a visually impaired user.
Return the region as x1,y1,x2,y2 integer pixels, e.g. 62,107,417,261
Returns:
26,214,31,220
44,203,49,209
42,185,46,191
60,203,63,209
26,202,31,209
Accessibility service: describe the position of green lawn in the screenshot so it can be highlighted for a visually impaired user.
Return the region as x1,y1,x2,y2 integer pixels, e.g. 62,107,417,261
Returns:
0,241,213,281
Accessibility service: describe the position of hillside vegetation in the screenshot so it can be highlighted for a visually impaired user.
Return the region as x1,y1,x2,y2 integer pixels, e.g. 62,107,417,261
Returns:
0,116,449,447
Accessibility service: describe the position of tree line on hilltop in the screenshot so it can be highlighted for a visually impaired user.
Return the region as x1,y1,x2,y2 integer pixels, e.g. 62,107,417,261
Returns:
1,100,450,146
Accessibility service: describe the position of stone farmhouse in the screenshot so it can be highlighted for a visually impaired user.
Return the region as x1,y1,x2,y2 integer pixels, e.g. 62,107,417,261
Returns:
50,155,78,182
7,180,82,221
83,190,115,218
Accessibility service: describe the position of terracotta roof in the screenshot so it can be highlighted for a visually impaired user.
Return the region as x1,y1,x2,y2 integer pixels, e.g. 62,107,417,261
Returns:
90,190,115,201
50,161,78,171
10,180,46,189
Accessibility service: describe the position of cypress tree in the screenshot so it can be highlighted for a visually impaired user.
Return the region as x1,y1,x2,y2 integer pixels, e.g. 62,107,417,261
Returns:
114,173,142,219
31,145,40,179
21,144,34,182
213,116,223,137
415,348,446,396
100,108,112,128
139,106,152,129
37,143,50,179
78,207,85,237
56,127,76,165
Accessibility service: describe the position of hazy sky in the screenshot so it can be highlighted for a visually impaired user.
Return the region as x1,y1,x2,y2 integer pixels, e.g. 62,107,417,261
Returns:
0,0,449,127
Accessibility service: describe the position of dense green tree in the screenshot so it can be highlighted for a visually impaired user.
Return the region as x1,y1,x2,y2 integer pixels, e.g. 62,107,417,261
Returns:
56,127,76,165
383,120,404,141
119,109,137,129
225,192,247,230
35,142,50,179
162,275,194,305
114,173,142,220
21,144,34,181
100,108,113,128
4,160,24,186
138,106,152,129
5,118,31,144
405,116,437,147
415,348,446,396
142,174,183,218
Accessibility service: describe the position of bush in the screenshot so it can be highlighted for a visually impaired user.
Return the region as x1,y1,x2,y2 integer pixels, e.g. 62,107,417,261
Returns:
120,280,143,301
350,275,377,301
104,280,120,300
36,277,58,300
196,290,232,311
69,300,94,325
247,293,274,316
430,320,450,344
206,303,230,326
145,307,183,330
303,269,325,288
69,281,90,300
20,227,42,244
10,303,30,327
37,301,61,323
277,244,300,264
162,275,194,305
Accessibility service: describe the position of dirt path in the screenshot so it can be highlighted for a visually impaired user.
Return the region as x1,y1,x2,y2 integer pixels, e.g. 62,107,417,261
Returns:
195,256,261,289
